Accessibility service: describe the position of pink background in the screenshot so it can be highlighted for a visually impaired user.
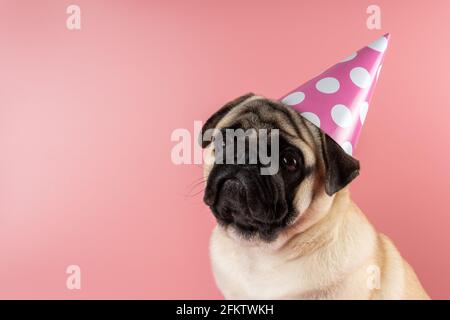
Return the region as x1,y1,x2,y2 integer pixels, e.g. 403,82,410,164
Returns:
1,0,450,299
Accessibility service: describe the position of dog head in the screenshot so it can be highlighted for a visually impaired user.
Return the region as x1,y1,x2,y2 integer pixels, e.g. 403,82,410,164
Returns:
200,93,360,242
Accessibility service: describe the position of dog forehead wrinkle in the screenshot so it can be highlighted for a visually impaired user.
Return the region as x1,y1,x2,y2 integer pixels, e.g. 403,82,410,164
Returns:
234,98,285,120
218,98,302,140
215,95,265,130
236,118,296,140
235,109,299,140
265,101,305,138
236,115,262,131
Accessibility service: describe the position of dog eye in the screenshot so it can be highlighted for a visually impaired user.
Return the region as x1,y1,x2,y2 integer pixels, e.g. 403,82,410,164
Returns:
281,151,298,171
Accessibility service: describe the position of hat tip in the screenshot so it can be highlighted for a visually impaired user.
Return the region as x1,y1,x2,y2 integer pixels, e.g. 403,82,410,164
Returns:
383,32,391,40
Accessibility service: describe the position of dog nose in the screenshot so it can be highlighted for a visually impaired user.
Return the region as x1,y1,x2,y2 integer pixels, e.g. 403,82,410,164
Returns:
203,177,246,207
213,178,248,219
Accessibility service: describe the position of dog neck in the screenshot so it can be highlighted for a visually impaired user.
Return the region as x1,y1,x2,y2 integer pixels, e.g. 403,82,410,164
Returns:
279,188,351,255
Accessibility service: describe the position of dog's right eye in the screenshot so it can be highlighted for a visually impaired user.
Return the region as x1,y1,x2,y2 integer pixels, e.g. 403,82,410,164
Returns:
281,151,299,171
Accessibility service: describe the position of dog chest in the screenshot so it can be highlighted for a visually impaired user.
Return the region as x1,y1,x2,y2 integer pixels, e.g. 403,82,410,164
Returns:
210,228,321,299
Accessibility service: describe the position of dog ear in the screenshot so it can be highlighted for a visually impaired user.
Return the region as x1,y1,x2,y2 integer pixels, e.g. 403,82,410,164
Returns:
199,93,255,148
321,133,360,196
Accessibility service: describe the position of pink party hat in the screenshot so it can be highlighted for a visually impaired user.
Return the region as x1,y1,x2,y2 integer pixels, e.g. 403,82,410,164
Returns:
280,34,390,156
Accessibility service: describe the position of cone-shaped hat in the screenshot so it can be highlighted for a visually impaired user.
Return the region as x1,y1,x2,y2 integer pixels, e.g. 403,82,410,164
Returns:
280,34,390,156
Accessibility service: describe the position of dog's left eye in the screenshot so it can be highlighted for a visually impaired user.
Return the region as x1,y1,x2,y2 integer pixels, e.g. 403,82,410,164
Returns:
281,151,298,171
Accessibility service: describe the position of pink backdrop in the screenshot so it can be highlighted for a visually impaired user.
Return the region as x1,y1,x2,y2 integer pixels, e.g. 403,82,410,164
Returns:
1,0,450,299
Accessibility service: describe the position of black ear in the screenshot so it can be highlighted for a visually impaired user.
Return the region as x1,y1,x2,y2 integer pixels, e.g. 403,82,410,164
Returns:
199,93,254,148
321,133,360,196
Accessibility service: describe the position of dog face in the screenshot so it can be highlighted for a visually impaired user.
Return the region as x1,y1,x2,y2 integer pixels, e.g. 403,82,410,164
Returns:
201,93,360,242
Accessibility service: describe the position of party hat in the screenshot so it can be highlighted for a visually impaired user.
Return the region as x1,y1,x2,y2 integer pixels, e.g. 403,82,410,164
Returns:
280,34,390,156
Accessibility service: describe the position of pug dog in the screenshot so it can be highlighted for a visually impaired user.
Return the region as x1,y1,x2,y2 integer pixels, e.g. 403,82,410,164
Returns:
200,93,429,300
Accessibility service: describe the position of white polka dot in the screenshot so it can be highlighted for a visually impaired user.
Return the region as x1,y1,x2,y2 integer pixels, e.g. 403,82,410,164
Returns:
359,101,369,124
315,77,340,94
300,112,321,128
368,36,388,53
282,91,305,105
350,67,371,88
341,141,353,156
331,104,352,128
341,52,357,62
